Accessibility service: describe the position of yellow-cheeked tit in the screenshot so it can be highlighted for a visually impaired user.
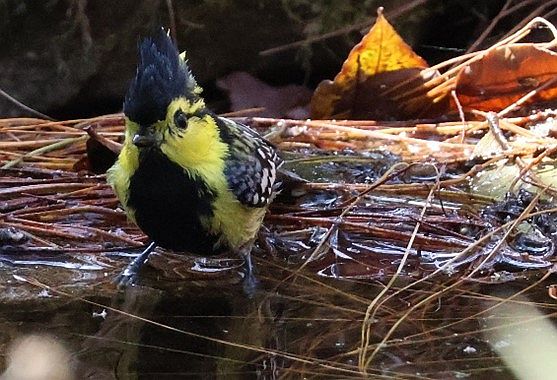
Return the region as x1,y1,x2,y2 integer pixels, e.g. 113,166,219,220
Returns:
107,29,282,287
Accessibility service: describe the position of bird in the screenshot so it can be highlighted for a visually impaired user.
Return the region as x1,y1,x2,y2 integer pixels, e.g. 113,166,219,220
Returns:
107,29,283,290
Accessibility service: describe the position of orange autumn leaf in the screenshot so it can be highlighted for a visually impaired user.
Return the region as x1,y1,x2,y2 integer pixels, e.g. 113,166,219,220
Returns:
455,45,557,111
311,9,443,120
332,11,428,82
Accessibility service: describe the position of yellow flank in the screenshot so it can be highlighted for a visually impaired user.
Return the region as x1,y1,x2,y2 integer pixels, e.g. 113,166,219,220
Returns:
107,124,140,223
209,192,267,249
161,97,264,249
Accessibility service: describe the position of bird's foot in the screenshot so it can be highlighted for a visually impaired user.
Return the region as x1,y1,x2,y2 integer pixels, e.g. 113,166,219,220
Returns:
115,263,141,289
240,245,259,298
114,242,156,289
242,269,260,298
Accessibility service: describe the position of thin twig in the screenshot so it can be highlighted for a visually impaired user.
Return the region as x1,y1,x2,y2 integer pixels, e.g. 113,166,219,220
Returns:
0,88,55,121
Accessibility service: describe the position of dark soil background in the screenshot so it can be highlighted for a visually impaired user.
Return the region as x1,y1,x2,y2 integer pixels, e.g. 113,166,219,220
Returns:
0,0,535,119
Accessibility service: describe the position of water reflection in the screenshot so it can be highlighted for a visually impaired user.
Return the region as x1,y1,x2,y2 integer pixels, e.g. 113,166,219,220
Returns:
3,255,556,378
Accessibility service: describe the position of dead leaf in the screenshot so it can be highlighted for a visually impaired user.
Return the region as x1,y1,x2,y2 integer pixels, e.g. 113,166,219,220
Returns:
218,71,311,119
311,8,443,120
472,130,502,158
455,45,557,111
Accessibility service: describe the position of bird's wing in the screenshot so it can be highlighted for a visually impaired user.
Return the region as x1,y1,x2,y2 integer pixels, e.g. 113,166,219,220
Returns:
217,117,283,208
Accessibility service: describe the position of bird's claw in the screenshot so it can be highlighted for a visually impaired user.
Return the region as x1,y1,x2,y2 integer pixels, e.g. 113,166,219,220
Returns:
114,242,156,289
242,270,259,298
114,266,139,289
240,247,260,298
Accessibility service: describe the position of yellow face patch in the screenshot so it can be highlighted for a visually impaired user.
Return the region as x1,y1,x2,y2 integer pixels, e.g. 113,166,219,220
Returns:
159,98,229,188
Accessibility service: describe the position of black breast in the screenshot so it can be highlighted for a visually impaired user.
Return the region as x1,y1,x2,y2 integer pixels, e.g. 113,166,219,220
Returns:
127,148,221,254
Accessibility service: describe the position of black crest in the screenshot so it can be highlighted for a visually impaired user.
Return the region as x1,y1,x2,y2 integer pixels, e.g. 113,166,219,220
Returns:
123,28,197,126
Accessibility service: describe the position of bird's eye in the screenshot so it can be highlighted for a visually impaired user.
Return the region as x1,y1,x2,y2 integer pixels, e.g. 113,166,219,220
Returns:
174,110,188,129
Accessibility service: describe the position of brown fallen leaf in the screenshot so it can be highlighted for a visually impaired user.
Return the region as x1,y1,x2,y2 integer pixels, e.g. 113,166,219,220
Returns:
455,45,557,112
217,71,311,119
311,8,445,120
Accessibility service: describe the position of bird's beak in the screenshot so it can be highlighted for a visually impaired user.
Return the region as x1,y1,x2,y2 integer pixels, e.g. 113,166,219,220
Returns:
132,126,156,148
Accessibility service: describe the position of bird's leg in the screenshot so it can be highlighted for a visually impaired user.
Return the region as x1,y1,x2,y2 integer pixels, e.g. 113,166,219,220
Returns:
115,242,157,288
238,241,259,297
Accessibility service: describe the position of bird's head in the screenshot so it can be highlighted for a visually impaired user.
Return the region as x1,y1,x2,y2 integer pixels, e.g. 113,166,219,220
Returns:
123,29,206,149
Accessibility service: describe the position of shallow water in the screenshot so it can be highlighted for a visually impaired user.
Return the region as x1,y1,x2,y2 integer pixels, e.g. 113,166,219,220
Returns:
1,250,555,379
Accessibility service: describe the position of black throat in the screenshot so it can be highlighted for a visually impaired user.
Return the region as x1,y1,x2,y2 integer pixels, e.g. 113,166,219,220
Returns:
127,147,221,254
